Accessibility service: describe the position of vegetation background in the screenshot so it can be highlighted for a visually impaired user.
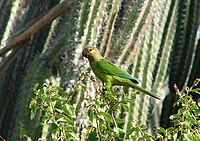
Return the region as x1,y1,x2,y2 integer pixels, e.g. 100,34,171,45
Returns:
0,0,199,140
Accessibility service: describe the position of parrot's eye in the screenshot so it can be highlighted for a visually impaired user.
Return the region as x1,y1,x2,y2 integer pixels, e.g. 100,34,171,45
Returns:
89,48,92,52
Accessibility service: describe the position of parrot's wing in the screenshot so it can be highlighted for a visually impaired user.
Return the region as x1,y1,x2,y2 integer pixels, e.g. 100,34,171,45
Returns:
95,59,139,84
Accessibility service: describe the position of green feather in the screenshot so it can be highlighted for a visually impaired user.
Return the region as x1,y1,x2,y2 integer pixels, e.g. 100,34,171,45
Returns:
94,59,140,84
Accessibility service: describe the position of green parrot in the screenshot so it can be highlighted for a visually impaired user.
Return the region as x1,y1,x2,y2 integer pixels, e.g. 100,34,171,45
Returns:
82,47,160,100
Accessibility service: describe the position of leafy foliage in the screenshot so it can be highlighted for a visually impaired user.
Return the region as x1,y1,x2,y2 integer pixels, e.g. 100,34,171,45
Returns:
28,76,200,140
28,83,78,140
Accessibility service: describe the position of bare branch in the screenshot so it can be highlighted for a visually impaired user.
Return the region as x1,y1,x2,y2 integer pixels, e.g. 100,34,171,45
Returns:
0,0,74,57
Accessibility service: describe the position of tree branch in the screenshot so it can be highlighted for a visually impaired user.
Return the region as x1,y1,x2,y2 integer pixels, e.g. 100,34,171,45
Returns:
0,0,74,57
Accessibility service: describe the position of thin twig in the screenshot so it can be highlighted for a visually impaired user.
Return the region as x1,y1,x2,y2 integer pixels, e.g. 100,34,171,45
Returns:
103,91,117,128
95,112,102,141
0,135,5,141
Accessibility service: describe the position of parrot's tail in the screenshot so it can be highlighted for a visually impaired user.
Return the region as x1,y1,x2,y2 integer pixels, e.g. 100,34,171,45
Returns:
128,82,161,100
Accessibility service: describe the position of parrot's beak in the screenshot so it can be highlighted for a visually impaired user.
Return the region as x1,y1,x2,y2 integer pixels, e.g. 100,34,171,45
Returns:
82,49,88,58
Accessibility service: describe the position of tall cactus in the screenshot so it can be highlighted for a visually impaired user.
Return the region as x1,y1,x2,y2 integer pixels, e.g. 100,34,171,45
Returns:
161,0,200,129
71,0,177,137
0,0,74,140
0,0,199,140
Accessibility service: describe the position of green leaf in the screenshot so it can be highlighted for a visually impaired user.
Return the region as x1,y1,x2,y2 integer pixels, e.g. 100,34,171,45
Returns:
113,105,120,111
183,133,190,141
29,101,38,120
30,110,36,120
99,123,107,130
20,125,28,137
117,127,125,139
120,97,128,103
127,126,139,135
198,99,200,107
107,92,116,102
131,134,137,140
172,119,180,125
140,124,147,130
116,118,123,125
51,123,58,130
192,88,200,94
88,130,99,141
33,83,39,91
54,102,62,109
57,118,67,123
190,104,198,111
121,103,129,112
170,114,181,120
64,103,75,118
115,138,123,141
157,127,166,135
27,137,32,141
186,117,196,124
42,86,48,95
29,99,36,109
68,132,79,140
88,108,94,122
63,116,74,125
55,108,63,113
98,112,112,123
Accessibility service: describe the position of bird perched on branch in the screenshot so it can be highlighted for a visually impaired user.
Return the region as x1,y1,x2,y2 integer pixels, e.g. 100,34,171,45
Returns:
82,46,160,100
